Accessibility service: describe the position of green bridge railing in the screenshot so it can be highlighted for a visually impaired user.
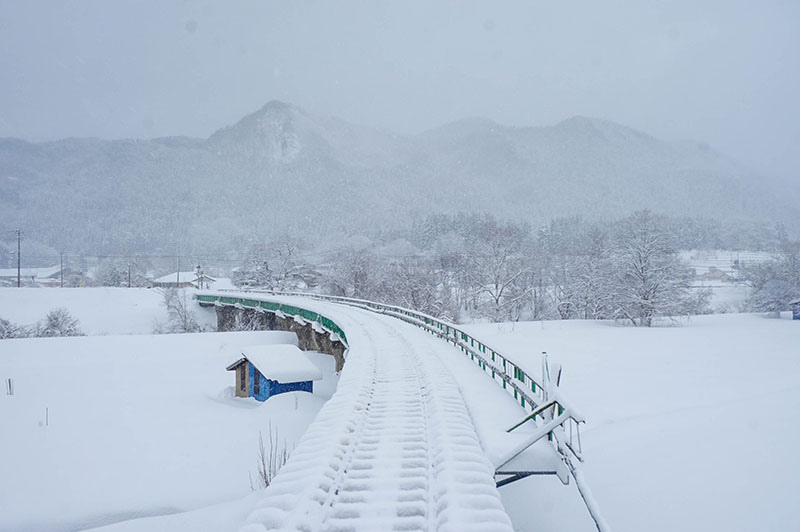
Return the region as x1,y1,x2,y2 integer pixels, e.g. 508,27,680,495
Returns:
196,293,349,347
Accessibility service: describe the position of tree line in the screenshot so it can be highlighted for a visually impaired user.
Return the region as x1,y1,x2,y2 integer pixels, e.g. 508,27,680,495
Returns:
0,308,83,339
743,240,800,314
235,211,719,326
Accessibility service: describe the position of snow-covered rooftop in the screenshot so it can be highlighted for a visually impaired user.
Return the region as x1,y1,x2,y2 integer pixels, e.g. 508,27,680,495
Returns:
152,271,215,284
0,265,60,279
240,344,323,383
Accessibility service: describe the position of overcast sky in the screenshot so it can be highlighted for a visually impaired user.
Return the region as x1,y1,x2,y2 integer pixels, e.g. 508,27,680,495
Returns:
0,1,798,181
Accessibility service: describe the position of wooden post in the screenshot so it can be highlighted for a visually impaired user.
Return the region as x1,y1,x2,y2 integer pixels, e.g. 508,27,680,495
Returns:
16,229,21,287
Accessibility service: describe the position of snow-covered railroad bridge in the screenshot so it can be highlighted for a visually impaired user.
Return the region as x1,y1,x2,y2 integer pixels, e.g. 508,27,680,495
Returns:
197,291,609,532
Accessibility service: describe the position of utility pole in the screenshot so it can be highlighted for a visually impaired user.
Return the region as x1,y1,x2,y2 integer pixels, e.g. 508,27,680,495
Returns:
16,229,21,288
176,256,180,286
128,264,131,288
60,252,64,288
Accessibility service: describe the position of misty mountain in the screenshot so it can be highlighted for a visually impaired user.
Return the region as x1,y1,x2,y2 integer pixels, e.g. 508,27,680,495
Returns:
1,100,796,257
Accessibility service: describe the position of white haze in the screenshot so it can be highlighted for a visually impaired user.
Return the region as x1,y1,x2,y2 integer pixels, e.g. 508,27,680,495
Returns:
0,0,798,185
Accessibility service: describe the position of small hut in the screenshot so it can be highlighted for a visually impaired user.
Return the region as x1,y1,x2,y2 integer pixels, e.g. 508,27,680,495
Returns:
226,345,323,401
792,299,800,321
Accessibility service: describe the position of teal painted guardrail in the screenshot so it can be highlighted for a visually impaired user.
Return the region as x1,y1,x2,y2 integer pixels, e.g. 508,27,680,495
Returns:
195,293,349,347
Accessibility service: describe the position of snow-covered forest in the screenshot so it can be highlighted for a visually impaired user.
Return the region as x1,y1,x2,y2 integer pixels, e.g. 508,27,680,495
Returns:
228,211,798,325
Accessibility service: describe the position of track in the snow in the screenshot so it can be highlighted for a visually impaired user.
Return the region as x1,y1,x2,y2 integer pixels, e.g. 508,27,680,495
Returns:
236,300,514,532
319,319,433,531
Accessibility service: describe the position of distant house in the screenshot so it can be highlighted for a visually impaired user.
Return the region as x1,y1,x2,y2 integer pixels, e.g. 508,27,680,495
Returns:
0,265,61,287
226,345,323,401
792,299,800,321
151,271,215,289
698,267,734,283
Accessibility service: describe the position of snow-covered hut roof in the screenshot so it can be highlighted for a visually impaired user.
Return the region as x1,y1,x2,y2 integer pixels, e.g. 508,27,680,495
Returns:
236,345,323,383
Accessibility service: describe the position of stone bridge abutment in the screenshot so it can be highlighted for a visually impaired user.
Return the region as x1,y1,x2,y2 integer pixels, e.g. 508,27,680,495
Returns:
213,305,346,371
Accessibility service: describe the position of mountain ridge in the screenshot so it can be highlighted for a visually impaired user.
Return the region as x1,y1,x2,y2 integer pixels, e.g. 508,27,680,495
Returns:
0,101,796,256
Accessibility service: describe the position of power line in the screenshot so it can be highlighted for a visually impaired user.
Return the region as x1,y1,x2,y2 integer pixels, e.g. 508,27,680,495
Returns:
7,249,530,266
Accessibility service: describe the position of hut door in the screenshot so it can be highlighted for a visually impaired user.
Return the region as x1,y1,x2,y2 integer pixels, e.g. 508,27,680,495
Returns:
253,370,260,395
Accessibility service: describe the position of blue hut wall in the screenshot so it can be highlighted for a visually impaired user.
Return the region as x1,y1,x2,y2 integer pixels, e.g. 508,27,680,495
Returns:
248,363,269,401
271,379,313,395
248,362,313,401
793,303,800,320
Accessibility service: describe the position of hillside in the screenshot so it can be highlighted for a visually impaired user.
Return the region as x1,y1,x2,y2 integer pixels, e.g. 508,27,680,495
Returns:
1,101,796,256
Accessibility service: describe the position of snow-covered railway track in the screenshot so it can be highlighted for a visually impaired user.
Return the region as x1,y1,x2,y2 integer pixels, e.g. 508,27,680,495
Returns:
237,300,513,532
319,318,433,531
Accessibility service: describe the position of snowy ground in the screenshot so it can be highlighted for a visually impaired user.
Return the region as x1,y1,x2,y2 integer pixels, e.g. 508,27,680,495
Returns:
0,330,339,532
697,282,751,311
0,287,219,335
464,312,800,532
3,287,798,531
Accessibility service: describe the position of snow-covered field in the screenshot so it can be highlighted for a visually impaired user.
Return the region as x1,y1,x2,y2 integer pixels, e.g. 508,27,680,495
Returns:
465,313,800,532
0,288,340,532
2,287,799,531
0,287,212,335
694,281,751,311
0,332,339,532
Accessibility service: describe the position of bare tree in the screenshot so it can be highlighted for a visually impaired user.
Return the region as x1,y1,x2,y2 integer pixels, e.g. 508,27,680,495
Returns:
94,257,150,287
571,229,615,320
0,316,27,339
250,424,290,490
744,240,800,315
270,238,319,290
465,221,532,322
323,248,380,300
155,288,204,333
548,260,578,320
608,211,703,326
33,308,83,337
235,237,319,290
383,258,444,315
234,242,273,288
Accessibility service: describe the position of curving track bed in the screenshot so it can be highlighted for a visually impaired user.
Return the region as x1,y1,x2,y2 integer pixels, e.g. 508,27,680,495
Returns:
237,297,514,532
